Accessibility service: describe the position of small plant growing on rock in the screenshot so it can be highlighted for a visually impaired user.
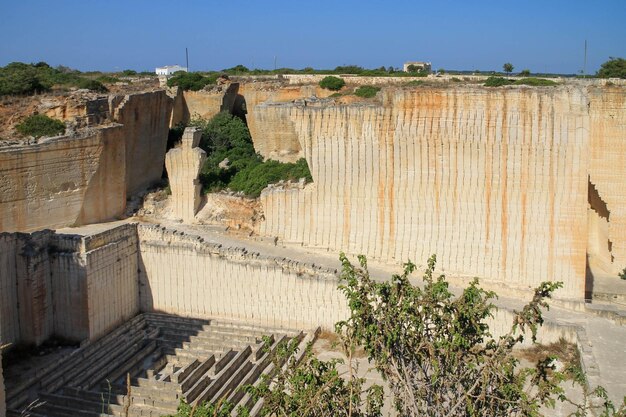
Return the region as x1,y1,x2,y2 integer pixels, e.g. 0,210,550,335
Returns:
353,85,380,98
619,267,626,280
319,76,345,91
16,114,65,138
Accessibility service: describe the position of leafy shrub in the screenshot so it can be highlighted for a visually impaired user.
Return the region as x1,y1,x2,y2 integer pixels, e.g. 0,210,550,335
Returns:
166,72,218,91
121,69,137,76
520,69,531,76
96,75,121,84
76,78,108,92
514,77,558,86
484,76,515,87
353,85,381,98
334,65,364,74
328,92,343,98
451,77,461,82
404,80,424,87
191,112,312,196
0,62,47,95
619,268,626,280
16,114,65,138
597,57,626,79
229,158,312,197
319,76,345,91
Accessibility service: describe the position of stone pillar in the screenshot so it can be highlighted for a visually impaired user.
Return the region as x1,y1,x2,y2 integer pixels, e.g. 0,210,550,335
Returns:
165,127,207,223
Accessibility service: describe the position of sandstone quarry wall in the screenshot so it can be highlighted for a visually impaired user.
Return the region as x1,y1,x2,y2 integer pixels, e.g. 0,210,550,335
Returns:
137,224,347,330
258,87,592,300
113,91,173,195
0,225,139,346
81,224,140,339
0,90,172,233
239,83,332,163
587,86,626,274
0,128,126,233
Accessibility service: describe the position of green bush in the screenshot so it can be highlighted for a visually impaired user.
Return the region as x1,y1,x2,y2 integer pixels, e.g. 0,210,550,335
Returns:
229,158,312,197
0,62,47,95
96,75,121,84
353,85,381,98
514,77,558,86
319,76,345,91
76,78,108,92
121,69,137,76
166,72,218,91
404,80,424,87
451,77,461,82
16,114,65,138
597,57,626,79
484,76,515,87
191,112,313,196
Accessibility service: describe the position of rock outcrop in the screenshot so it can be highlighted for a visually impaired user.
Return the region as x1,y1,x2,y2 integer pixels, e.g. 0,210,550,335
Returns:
165,127,206,223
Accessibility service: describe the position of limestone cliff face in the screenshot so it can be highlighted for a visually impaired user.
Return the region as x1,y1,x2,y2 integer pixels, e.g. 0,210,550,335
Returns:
240,83,333,163
257,86,603,300
114,90,173,195
0,90,172,233
588,86,626,274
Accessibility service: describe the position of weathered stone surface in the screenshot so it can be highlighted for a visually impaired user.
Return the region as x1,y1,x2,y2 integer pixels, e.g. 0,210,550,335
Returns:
257,86,599,300
165,127,206,223
0,223,139,345
0,90,172,233
138,223,346,330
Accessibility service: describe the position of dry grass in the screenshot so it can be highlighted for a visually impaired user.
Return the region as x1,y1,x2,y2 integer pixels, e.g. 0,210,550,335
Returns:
314,331,368,358
515,337,581,375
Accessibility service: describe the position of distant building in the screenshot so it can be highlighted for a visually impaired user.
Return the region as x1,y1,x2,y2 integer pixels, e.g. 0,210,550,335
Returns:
155,65,188,76
403,61,432,73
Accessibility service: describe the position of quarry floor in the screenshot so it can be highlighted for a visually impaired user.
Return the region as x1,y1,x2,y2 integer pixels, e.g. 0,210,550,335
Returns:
58,219,626,408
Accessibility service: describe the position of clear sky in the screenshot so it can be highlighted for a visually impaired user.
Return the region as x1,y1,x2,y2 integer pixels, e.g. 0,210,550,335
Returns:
1,0,624,74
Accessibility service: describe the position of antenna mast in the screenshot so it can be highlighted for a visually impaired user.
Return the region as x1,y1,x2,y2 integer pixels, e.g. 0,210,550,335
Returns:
186,47,189,72
583,40,587,77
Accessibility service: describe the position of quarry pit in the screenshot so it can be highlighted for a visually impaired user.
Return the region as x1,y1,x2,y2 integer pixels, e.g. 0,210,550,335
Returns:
1,75,625,416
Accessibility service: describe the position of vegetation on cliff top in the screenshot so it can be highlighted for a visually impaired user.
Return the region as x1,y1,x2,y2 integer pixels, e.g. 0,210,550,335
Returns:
353,85,381,98
168,254,624,417
0,62,115,96
170,112,312,197
597,57,626,79
319,75,346,91
16,114,66,138
484,76,558,87
166,71,220,91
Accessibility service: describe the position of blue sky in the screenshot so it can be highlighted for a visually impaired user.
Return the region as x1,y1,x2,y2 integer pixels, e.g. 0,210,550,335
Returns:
1,0,624,74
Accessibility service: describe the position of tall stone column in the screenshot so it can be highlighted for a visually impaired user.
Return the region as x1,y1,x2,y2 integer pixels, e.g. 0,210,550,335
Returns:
165,127,207,223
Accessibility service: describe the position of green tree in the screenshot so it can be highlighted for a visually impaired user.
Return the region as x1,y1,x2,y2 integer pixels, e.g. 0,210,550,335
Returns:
597,57,626,79
16,114,65,138
520,69,531,76
319,76,346,91
0,62,47,95
334,254,624,416
503,62,514,74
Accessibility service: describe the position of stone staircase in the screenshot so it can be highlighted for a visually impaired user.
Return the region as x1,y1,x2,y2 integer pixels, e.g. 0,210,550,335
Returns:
6,313,314,417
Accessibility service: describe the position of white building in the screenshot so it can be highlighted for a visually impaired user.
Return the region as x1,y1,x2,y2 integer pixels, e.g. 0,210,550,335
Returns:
155,65,188,76
403,61,432,73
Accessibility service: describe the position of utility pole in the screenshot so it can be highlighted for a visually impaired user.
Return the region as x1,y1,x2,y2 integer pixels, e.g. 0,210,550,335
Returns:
186,47,189,72
274,55,277,70
583,40,587,77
